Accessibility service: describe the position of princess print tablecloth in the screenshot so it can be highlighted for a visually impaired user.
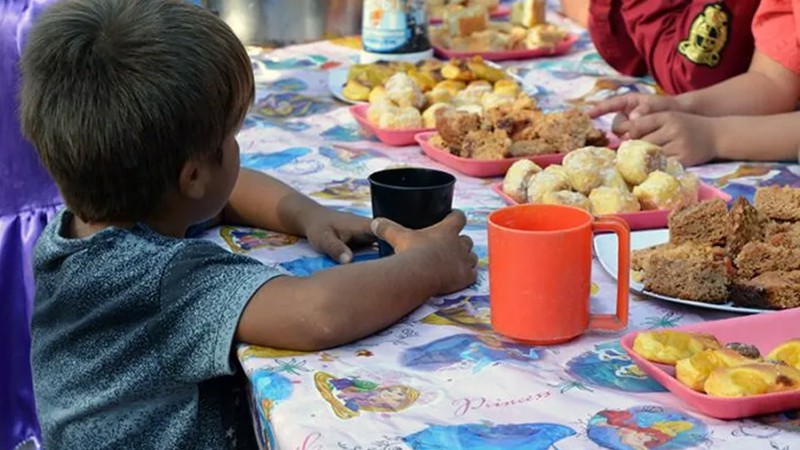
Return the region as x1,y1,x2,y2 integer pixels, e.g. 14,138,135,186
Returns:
197,5,800,449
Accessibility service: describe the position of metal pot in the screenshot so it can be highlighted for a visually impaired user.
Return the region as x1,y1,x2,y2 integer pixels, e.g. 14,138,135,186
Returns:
204,0,363,47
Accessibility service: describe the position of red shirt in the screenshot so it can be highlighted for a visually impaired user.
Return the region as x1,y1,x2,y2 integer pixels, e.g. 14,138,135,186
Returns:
588,0,760,95
752,0,800,75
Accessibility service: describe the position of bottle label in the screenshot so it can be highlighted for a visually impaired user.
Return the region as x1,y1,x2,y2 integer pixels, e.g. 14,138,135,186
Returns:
362,0,430,54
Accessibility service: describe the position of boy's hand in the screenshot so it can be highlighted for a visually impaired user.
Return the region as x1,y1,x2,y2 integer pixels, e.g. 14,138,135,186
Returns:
303,210,375,264
588,93,683,137
624,111,719,167
371,210,478,294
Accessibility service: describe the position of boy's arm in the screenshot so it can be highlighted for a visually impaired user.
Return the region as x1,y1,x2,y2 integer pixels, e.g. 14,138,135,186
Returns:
561,0,589,27
610,0,759,95
712,113,800,162
222,168,373,263
236,212,478,351
222,168,328,237
677,50,800,116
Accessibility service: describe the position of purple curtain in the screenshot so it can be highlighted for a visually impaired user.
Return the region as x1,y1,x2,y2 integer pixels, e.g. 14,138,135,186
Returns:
1,1,61,449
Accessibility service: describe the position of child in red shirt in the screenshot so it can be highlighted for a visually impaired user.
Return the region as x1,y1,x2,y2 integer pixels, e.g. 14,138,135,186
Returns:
591,0,800,166
586,0,760,95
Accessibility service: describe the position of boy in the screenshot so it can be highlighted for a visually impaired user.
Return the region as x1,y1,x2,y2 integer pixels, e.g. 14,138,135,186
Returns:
585,0,760,95
22,0,477,448
590,0,800,166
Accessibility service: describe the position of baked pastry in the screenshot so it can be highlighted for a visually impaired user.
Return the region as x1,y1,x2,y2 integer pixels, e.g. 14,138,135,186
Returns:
367,100,396,124
633,171,684,210
508,140,552,157
589,186,640,215
730,270,800,310
726,342,762,359
503,159,542,203
562,147,614,194
615,140,668,185
668,198,728,245
600,168,630,192
526,24,568,49
445,5,489,38
384,73,425,109
533,110,609,153
422,103,452,128
767,339,800,370
755,186,800,221
727,196,767,257
480,92,515,110
735,242,800,279
461,128,510,159
454,80,493,105
766,222,800,249
676,348,759,391
641,243,729,303
704,363,800,397
368,86,388,104
510,0,546,27
526,165,570,204
493,79,520,97
378,106,423,129
633,330,721,365
631,243,668,273
435,109,481,153
540,190,591,211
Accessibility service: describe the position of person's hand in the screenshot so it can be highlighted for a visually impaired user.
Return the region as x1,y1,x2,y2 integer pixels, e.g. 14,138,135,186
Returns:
371,210,478,294
625,111,719,167
303,209,375,264
588,93,683,137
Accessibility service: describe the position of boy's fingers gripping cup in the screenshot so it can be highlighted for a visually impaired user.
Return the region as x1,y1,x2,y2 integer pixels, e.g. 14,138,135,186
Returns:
369,168,456,257
488,204,631,345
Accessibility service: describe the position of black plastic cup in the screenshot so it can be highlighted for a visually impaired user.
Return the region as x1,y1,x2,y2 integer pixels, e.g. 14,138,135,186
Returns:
369,168,456,257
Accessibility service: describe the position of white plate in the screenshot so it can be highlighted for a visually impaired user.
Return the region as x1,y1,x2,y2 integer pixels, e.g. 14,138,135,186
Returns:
326,62,541,105
328,67,363,104
593,230,771,314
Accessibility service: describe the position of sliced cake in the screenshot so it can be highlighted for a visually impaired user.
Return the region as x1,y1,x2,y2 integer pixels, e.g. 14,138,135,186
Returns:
668,198,728,245
641,243,729,303
727,196,766,257
735,242,800,279
754,186,800,221
730,271,800,310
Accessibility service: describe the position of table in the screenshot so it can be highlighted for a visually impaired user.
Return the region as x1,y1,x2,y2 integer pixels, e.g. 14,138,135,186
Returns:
198,7,800,450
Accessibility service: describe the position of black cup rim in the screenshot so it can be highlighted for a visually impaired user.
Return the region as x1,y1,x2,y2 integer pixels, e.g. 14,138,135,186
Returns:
368,168,456,191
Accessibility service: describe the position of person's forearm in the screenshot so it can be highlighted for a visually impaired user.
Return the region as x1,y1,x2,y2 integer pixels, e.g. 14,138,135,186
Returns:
678,52,799,117
222,168,323,236
677,72,793,117
713,113,800,162
561,0,588,27
237,250,441,350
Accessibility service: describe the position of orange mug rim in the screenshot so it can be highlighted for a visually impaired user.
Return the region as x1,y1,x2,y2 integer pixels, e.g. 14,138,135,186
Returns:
488,204,594,235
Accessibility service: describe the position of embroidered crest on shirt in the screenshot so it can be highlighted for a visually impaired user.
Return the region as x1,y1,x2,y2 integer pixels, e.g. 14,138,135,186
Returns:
678,3,730,67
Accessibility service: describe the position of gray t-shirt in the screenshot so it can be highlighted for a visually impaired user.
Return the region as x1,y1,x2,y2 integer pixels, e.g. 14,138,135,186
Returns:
32,210,283,449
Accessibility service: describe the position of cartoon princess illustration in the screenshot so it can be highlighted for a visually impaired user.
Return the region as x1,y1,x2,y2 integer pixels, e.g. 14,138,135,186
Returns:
314,372,419,419
421,295,492,333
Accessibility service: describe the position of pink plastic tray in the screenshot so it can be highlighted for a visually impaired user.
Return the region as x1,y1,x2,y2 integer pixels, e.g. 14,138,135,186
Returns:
620,308,800,419
433,33,577,61
415,131,619,178
429,4,511,24
490,182,732,230
349,104,434,147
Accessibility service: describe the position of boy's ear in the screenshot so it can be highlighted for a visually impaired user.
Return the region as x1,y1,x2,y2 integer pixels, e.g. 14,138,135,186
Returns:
178,159,209,200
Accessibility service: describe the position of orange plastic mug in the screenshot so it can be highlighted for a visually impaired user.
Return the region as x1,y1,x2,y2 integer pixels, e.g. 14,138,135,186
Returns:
488,204,630,345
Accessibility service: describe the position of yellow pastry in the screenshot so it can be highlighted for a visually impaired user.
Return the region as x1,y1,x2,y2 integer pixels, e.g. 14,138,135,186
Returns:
503,159,542,203
480,92,515,110
767,339,800,370
601,168,630,192
589,186,640,215
384,73,425,109
541,190,591,212
378,106,423,129
367,100,396,125
562,147,612,194
493,79,520,97
675,348,759,392
704,363,800,397
422,103,452,128
616,140,668,185
433,80,466,96
633,330,721,365
633,171,683,210
526,166,570,204
368,86,388,104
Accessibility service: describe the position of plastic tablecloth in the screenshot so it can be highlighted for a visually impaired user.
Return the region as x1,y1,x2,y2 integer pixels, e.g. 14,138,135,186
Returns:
196,6,800,450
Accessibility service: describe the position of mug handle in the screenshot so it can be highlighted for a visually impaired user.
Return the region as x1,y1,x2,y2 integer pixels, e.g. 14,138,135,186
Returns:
588,215,630,331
